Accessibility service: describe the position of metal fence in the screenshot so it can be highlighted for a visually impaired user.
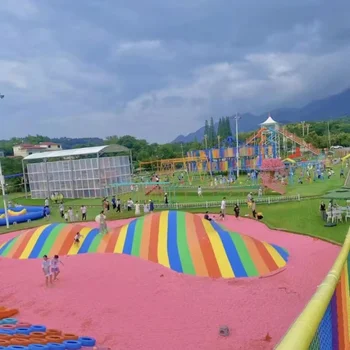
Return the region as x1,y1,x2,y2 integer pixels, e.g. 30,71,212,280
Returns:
123,194,301,210
169,184,259,190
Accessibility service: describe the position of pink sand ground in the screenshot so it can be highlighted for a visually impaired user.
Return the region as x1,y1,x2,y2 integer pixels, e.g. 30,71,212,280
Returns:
0,216,340,350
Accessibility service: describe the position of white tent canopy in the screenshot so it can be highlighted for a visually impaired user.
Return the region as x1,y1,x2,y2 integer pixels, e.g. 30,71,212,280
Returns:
260,115,278,126
23,144,129,161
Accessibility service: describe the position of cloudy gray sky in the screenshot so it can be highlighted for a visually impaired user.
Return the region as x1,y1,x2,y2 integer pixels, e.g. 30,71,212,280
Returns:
0,0,349,142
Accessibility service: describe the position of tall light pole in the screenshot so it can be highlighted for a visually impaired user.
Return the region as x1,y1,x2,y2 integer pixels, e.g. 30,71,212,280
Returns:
181,143,185,158
0,93,9,228
0,163,9,228
233,113,241,178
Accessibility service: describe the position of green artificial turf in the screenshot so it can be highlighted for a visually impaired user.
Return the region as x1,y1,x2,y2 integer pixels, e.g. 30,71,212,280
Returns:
0,164,348,244
0,197,348,245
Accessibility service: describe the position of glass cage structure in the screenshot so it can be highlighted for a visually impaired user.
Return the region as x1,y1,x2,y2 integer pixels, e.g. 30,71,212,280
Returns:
22,145,132,199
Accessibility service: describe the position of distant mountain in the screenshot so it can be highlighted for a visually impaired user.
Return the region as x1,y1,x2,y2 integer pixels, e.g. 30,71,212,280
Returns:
172,88,350,143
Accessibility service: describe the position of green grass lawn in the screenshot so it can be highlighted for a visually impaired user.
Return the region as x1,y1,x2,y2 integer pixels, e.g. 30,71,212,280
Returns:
286,175,344,196
1,197,348,244
188,199,349,244
0,164,348,243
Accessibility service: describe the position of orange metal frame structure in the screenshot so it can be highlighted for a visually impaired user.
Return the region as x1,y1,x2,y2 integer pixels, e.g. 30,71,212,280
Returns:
139,156,210,175
245,127,320,156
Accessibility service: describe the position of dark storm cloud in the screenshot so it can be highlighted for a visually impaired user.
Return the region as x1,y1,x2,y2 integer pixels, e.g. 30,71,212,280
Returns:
0,0,349,142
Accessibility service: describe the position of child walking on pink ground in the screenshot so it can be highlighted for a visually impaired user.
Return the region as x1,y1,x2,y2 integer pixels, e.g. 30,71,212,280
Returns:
51,254,64,280
42,255,52,286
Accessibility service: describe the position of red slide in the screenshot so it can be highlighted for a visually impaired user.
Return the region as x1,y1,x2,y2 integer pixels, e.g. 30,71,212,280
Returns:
279,128,320,155
260,173,286,195
289,147,301,159
145,186,162,195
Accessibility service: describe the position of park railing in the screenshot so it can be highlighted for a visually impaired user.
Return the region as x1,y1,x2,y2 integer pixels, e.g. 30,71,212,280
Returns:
169,184,259,190
130,194,301,210
275,230,350,349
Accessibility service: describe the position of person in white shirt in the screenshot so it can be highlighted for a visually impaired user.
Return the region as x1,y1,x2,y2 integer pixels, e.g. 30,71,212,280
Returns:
44,198,49,207
80,205,87,221
64,211,68,222
143,201,149,214
220,197,226,217
135,201,140,215
51,255,64,281
59,203,64,218
99,211,107,234
127,198,134,212
197,186,202,197
258,187,263,197
116,199,121,213
68,207,74,222
42,255,52,286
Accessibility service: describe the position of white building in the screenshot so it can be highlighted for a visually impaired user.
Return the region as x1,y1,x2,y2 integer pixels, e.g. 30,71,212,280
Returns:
23,145,132,198
13,142,62,158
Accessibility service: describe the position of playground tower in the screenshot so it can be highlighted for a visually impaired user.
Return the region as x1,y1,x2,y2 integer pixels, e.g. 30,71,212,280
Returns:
245,114,320,158
259,114,281,159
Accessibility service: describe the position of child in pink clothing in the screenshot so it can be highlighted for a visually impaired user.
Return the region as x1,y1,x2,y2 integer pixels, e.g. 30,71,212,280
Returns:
51,254,64,280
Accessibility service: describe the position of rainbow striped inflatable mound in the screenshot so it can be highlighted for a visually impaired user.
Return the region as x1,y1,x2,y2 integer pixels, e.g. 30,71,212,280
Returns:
0,211,289,278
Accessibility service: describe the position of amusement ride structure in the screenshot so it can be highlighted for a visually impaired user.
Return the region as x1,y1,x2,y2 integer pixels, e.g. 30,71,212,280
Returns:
245,115,320,158
186,115,321,173
138,115,322,194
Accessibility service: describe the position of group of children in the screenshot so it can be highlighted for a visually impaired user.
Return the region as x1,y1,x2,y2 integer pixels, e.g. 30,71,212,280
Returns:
41,254,64,286
102,196,156,216
41,232,85,286
203,199,241,222
59,204,87,222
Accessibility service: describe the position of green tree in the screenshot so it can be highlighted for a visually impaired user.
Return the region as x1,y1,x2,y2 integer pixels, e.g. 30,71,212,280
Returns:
209,117,216,147
225,116,233,136
217,118,223,138
204,120,210,140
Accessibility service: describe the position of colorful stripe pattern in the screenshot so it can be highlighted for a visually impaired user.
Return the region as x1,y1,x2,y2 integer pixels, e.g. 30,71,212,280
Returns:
0,211,289,278
310,253,350,350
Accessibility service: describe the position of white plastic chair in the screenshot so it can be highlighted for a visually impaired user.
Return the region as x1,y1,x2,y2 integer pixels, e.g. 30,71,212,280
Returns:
345,211,350,222
335,211,343,223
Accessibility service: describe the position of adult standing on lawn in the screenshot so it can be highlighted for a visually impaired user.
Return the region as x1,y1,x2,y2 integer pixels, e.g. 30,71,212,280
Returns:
116,198,121,212
251,200,257,219
80,205,87,221
319,201,326,221
234,204,240,218
221,197,226,216
149,199,154,213
112,196,116,210
98,211,107,234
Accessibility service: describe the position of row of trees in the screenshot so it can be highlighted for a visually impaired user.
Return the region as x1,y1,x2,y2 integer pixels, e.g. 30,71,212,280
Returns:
286,117,350,149
204,117,233,148
0,117,349,180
